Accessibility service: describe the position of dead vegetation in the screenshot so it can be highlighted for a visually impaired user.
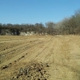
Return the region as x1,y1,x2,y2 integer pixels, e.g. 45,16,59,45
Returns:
11,61,50,80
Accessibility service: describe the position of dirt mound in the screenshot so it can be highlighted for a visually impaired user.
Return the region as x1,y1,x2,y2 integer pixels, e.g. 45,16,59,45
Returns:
11,61,50,80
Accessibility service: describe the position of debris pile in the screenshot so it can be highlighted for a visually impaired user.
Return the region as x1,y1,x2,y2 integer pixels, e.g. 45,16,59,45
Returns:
11,61,50,80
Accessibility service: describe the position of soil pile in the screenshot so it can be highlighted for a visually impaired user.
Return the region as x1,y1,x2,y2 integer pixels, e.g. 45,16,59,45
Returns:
11,61,50,80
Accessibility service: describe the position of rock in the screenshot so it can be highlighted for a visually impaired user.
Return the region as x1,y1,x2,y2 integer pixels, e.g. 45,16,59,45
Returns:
46,63,49,67
1,65,8,70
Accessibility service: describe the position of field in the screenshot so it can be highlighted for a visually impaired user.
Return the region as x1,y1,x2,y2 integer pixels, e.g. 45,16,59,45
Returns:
0,35,80,80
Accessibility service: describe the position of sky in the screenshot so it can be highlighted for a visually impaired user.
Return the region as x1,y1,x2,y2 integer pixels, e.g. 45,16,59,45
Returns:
0,0,80,24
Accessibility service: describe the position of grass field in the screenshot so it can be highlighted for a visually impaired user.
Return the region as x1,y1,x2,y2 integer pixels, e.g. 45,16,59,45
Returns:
0,35,80,80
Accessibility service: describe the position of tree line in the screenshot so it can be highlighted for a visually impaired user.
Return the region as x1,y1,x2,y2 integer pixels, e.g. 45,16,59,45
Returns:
0,23,47,35
0,10,80,35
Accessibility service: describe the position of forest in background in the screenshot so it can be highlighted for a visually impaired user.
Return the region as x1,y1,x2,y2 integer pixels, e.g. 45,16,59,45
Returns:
0,10,80,35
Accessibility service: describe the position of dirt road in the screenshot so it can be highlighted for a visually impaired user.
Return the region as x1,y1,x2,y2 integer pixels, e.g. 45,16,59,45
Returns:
0,35,80,80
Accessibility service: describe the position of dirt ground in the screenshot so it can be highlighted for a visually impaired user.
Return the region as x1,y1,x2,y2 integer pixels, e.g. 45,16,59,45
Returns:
0,35,80,80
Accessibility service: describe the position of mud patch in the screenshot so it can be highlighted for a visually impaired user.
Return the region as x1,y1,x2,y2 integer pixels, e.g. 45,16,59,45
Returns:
11,61,50,80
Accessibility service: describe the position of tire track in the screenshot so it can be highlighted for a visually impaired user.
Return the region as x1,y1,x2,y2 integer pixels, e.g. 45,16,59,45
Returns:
19,37,50,62
21,37,53,63
0,39,45,68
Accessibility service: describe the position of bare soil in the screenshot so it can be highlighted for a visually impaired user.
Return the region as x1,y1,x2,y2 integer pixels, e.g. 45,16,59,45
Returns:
0,35,80,80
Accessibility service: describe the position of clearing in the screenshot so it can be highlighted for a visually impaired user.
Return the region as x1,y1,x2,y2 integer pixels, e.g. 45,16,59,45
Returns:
0,35,80,80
